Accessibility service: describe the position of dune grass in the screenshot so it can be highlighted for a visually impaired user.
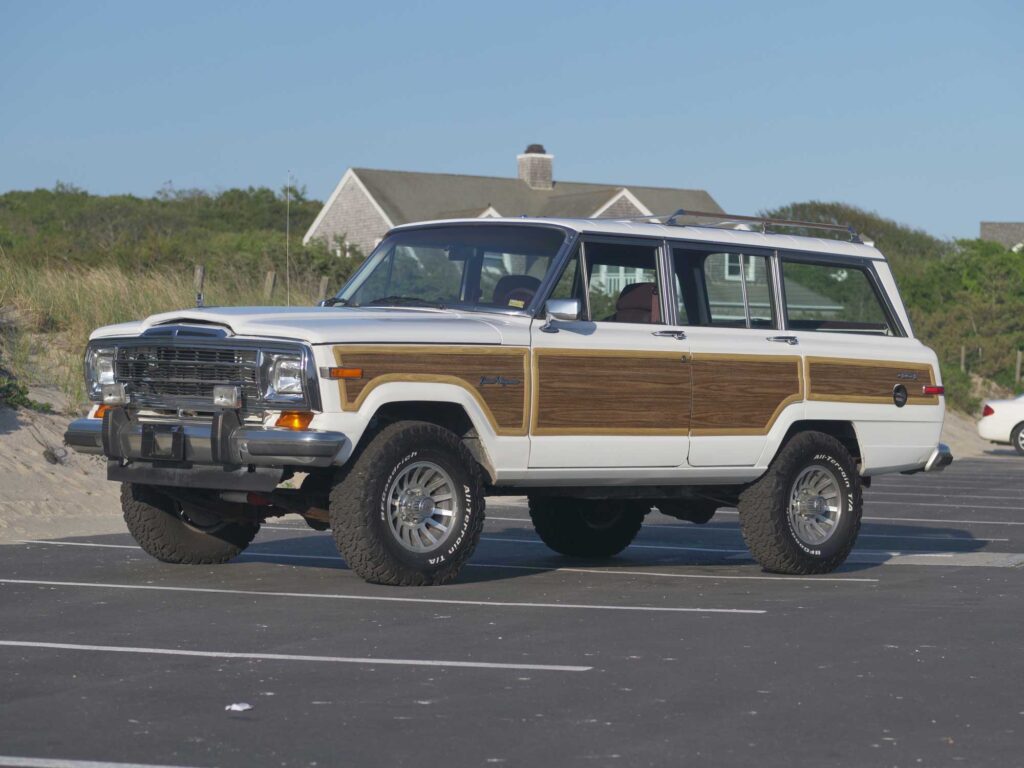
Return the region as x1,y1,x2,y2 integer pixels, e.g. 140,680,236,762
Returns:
0,261,320,412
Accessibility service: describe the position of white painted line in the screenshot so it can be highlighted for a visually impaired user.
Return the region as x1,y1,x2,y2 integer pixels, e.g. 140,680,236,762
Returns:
0,756,204,768
480,536,748,554
0,579,764,615
485,517,1010,542
20,540,137,549
713,510,1024,527
867,490,1024,501
0,640,591,673
866,500,1024,512
848,552,1024,568
468,562,878,583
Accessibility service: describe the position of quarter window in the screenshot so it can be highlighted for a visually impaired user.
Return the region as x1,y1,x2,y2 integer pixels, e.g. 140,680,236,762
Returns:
781,259,895,335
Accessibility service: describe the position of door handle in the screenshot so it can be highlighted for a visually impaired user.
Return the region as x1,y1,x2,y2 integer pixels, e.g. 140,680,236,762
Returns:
652,329,687,340
767,335,799,346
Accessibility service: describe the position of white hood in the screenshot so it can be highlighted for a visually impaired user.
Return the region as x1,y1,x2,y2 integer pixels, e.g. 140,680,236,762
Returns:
89,306,521,345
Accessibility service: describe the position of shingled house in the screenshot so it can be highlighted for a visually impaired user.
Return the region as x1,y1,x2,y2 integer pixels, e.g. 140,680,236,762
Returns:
303,145,723,254
980,222,1024,251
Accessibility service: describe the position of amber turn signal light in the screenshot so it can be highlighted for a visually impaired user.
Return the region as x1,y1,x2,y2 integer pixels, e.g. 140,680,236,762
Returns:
91,404,111,419
325,367,363,380
276,411,314,430
922,385,944,396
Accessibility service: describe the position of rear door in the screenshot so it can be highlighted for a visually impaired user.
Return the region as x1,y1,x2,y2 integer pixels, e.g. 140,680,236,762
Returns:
528,237,692,468
671,244,805,467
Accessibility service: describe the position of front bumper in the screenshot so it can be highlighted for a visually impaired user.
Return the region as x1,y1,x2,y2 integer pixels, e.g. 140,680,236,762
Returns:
65,411,347,469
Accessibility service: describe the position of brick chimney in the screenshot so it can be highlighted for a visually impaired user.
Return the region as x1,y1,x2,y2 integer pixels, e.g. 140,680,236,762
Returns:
517,144,553,190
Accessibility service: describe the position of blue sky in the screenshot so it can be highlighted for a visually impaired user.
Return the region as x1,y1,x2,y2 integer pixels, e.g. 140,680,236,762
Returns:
1,1,1021,239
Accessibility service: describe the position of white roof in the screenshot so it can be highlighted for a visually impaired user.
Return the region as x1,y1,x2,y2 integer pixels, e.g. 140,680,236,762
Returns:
393,216,886,261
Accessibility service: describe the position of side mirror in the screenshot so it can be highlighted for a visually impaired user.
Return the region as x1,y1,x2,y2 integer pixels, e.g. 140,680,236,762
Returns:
540,298,581,333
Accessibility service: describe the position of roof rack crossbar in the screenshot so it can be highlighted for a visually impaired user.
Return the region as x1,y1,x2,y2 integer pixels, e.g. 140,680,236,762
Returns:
662,209,861,243
600,209,862,243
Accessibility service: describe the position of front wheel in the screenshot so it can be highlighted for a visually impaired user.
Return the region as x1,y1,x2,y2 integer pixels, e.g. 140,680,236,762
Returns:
121,483,259,564
329,421,485,586
528,497,646,557
738,431,862,574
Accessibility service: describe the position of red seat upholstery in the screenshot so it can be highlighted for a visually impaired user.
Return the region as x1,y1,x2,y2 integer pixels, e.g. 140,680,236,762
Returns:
612,282,660,324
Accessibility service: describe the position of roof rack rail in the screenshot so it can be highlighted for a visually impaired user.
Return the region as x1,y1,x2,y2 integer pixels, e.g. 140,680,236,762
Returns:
667,209,861,243
606,209,862,243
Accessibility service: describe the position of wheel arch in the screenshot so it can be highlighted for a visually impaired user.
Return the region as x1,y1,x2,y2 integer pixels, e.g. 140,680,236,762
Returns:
777,420,862,465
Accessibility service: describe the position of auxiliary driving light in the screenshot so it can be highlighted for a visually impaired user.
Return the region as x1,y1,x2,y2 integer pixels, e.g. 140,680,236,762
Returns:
213,385,242,409
101,383,128,406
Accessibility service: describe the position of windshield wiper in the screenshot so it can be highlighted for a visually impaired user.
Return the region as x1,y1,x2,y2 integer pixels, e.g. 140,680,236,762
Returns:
364,295,446,309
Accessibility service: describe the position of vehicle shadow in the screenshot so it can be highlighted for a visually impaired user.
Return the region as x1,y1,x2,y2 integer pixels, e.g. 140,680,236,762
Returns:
239,515,997,583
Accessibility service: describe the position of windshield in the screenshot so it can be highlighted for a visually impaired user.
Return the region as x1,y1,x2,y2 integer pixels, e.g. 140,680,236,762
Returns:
336,224,568,312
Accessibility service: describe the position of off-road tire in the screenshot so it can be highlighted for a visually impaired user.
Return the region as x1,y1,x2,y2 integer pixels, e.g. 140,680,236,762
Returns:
121,482,259,564
656,499,718,524
738,431,862,575
1012,423,1024,456
329,421,485,586
528,497,646,557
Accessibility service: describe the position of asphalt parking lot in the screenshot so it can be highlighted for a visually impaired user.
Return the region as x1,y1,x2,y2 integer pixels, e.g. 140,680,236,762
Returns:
1,456,1022,768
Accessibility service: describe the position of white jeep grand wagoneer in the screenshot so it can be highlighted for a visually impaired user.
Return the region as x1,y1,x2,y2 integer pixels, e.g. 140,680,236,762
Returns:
66,212,952,585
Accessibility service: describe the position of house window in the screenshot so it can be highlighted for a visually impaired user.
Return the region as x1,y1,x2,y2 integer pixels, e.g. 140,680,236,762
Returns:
724,254,756,281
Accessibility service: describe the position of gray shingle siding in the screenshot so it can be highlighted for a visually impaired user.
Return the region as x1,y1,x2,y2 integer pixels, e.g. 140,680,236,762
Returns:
594,194,645,219
307,173,390,254
980,222,1024,249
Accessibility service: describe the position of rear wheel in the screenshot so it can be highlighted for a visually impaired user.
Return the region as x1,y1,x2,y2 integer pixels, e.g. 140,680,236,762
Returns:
528,497,646,557
1012,423,1024,455
329,421,485,586
121,483,259,564
738,431,862,574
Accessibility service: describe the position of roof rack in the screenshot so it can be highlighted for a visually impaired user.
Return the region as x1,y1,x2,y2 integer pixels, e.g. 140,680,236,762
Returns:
609,209,862,243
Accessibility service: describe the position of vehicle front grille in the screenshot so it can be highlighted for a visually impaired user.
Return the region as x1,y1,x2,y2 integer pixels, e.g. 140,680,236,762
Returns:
115,345,259,409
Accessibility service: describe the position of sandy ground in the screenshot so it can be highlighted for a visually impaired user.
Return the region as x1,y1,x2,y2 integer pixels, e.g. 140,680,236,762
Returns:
0,401,1005,544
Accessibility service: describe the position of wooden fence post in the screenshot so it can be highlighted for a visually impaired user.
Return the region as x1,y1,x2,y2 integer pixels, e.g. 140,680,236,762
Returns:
960,345,966,372
193,265,205,307
318,276,331,303
263,271,276,301
1016,349,1022,386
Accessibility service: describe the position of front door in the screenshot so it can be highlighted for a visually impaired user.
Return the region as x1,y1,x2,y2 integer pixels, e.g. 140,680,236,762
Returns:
529,238,692,468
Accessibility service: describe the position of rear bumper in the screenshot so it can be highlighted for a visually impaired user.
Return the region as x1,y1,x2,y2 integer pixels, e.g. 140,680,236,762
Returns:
924,442,954,472
64,411,347,469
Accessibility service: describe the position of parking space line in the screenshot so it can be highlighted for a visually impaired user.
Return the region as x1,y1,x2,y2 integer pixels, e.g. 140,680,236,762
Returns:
0,640,592,673
479,536,749,554
712,510,1024,526
0,579,765,615
0,756,205,768
468,563,879,583
866,490,1023,501
483,517,1011,543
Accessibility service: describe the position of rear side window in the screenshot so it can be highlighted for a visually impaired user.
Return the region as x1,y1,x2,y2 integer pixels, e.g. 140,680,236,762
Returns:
781,259,895,335
672,248,776,329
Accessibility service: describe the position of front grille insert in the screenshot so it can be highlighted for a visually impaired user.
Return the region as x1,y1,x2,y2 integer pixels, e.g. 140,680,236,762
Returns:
115,345,260,408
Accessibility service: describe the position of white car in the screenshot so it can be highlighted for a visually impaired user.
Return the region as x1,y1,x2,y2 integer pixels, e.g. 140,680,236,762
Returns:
65,211,952,584
977,394,1024,454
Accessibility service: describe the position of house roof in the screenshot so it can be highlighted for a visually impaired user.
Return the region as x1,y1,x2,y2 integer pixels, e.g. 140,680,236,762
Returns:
352,168,723,224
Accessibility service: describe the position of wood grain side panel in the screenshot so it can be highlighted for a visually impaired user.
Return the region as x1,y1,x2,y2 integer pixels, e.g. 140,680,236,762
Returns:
332,345,530,435
807,358,938,405
690,355,803,436
533,350,690,435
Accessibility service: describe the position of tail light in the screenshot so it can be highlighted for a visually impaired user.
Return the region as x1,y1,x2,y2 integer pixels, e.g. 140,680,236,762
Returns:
982,404,995,417
922,385,944,397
